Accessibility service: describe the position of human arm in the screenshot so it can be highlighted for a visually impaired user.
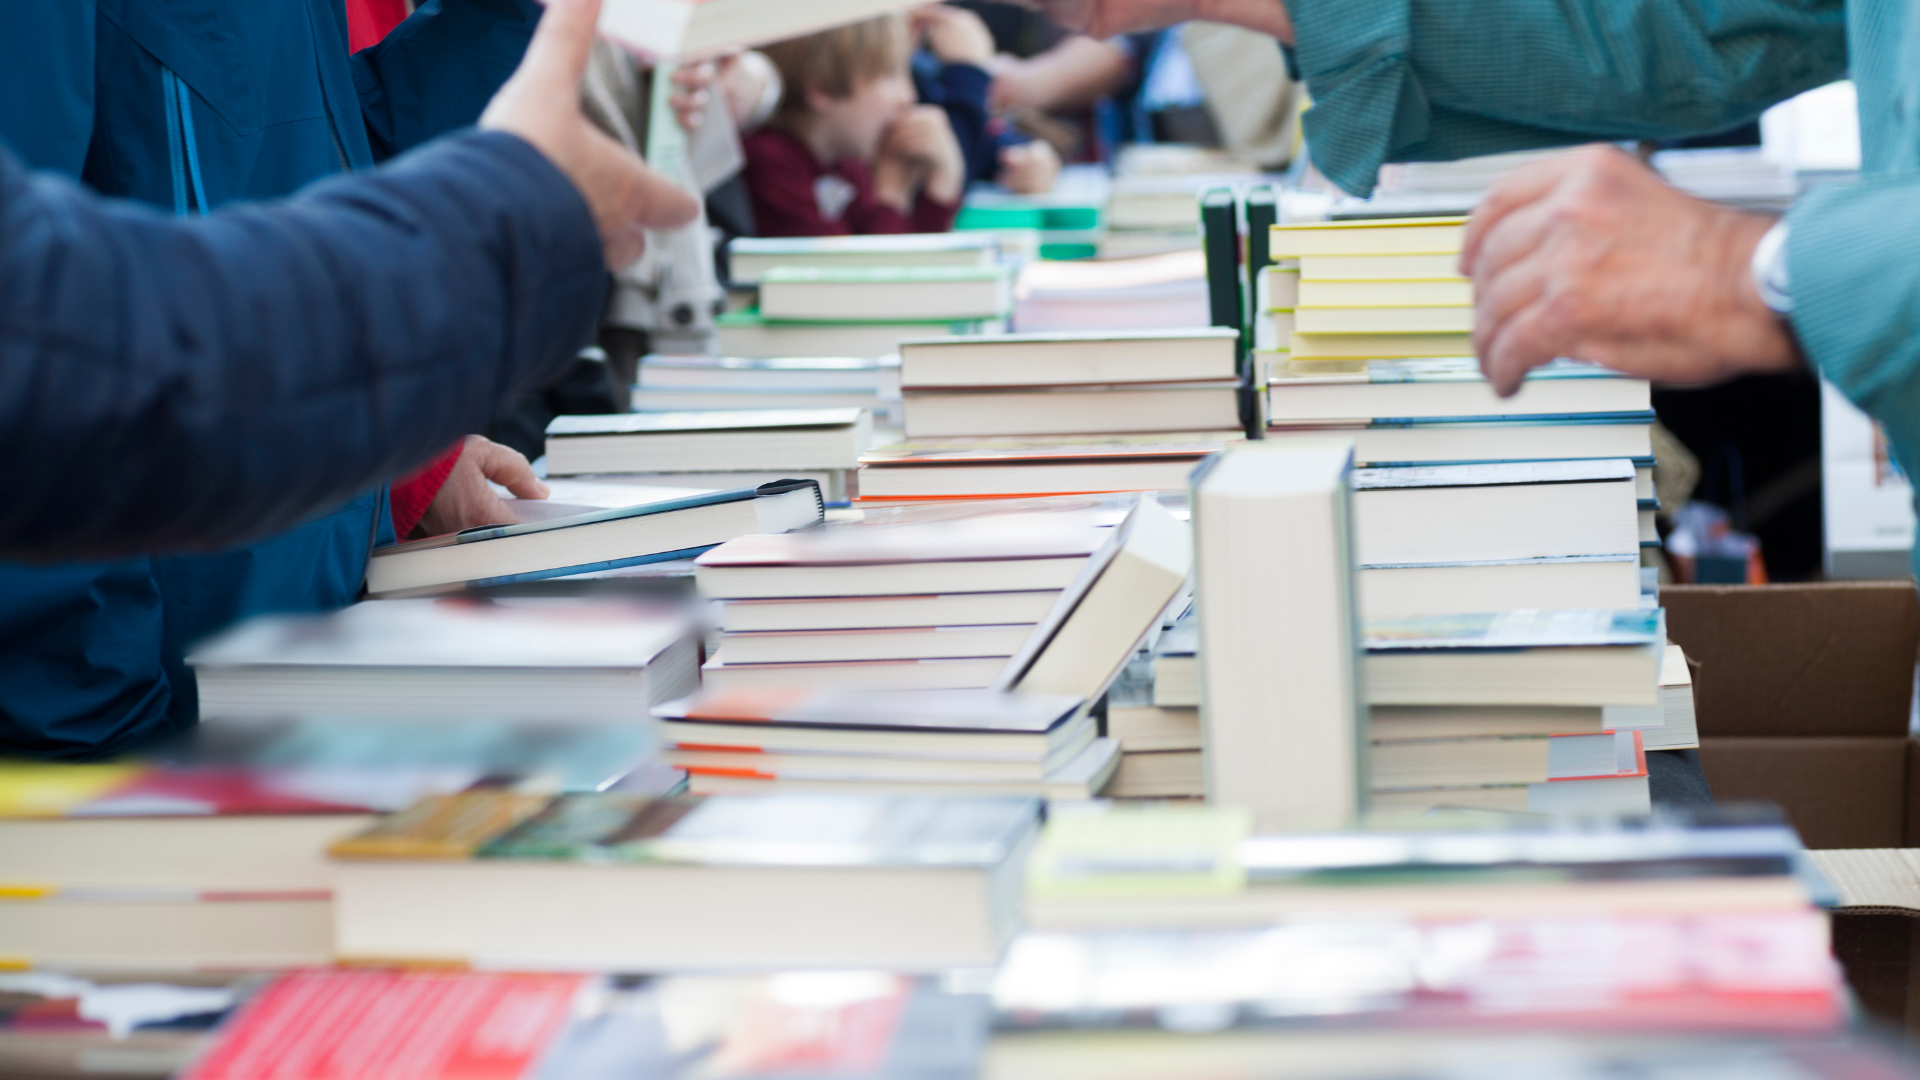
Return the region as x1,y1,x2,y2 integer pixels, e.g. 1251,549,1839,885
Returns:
988,35,1131,114
1042,0,1845,196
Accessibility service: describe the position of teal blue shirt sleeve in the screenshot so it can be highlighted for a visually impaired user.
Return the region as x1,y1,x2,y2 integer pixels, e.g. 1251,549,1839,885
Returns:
1285,0,1848,195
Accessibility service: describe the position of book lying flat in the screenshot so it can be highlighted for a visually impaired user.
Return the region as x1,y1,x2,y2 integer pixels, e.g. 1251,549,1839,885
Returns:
694,511,1109,598
1294,306,1475,335
759,266,1014,323
1353,459,1641,565
714,624,1037,664
653,687,1087,759
638,353,900,392
1603,644,1698,749
1269,358,1651,423
330,791,1041,970
1297,279,1474,307
544,408,870,475
1107,748,1203,798
1369,704,1611,740
1264,417,1654,465
858,453,1217,499
897,329,1239,389
662,720,1095,782
596,0,931,61
685,737,1121,801
1298,253,1467,281
1105,704,1201,751
1288,332,1474,360
190,599,699,721
1370,731,1642,790
1270,217,1466,258
1364,609,1665,707
715,310,1004,360
701,655,1009,692
718,590,1064,632
903,381,1243,439
726,232,997,284
365,480,824,597
1358,555,1643,619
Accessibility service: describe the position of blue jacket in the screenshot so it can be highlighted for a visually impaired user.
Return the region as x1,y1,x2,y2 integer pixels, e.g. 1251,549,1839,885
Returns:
0,0,544,758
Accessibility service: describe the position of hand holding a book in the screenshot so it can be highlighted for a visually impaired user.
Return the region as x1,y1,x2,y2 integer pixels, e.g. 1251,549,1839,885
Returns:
415,435,549,538
1463,145,1801,397
478,0,698,267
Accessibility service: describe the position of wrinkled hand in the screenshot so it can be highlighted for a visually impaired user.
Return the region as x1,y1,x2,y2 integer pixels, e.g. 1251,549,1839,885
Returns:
479,0,698,267
1463,144,1800,397
996,140,1061,194
880,105,967,205
917,5,996,67
414,435,548,537
1039,0,1291,42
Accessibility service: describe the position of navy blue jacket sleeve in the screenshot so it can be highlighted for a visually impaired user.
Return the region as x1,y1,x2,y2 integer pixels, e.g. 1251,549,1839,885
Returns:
351,0,542,160
0,129,605,561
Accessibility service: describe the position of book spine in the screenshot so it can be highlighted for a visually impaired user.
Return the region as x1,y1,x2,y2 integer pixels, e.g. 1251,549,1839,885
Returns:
1199,187,1254,440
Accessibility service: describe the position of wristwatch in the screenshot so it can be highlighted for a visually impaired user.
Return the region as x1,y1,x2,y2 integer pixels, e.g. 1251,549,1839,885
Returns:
1750,220,1792,314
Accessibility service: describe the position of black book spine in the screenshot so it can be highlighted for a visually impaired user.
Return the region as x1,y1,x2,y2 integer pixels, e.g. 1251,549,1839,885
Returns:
1200,187,1255,437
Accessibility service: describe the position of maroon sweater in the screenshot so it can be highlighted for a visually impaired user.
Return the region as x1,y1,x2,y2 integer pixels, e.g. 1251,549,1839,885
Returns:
741,128,960,237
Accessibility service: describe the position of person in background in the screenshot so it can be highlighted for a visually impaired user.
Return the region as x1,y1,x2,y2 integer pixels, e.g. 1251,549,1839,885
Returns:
0,0,577,757
743,15,967,236
913,5,1062,194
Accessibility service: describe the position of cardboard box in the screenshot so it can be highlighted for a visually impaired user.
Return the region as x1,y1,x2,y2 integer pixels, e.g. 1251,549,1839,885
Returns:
1666,584,1920,1034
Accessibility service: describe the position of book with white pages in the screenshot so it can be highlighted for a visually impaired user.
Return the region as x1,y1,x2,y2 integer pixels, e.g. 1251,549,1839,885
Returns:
758,266,1014,323
1357,555,1643,618
714,624,1037,664
638,354,901,392
365,480,824,598
189,599,699,721
545,408,871,476
660,716,1095,783
684,737,1121,801
1269,358,1650,423
1265,416,1654,466
1369,704,1611,741
718,591,1063,632
1370,731,1641,790
714,312,1005,360
1603,644,1698,750
1269,217,1467,258
700,655,1009,692
652,687,1089,760
1294,306,1475,335
725,233,997,284
1365,609,1664,707
1352,459,1641,565
897,329,1239,389
857,437,1234,499
596,0,932,61
904,381,1242,439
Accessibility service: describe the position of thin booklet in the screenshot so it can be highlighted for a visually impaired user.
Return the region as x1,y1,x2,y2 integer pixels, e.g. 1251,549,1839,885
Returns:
365,479,824,598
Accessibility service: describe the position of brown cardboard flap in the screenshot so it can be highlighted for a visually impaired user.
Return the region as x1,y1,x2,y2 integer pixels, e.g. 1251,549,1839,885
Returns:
1665,583,1917,738
1807,849,1920,912
1697,737,1909,849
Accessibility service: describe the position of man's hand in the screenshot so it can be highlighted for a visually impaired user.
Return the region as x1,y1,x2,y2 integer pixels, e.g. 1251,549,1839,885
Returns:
917,5,997,67
1039,0,1291,43
479,0,699,267
1463,145,1800,396
414,435,548,538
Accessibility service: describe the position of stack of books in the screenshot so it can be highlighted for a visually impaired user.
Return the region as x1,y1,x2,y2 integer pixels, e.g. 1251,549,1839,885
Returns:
1104,614,1202,799
1099,172,1249,256
1257,216,1472,367
896,329,1243,441
544,409,869,502
632,353,901,426
693,508,1111,692
1364,610,1663,813
858,329,1244,507
717,233,1011,359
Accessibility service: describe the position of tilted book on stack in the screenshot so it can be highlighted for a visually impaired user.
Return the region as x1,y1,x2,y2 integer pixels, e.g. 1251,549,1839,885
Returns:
363,477,825,597
328,790,1042,970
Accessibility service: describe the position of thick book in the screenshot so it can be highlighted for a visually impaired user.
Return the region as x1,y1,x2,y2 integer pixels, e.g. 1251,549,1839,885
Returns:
1294,305,1475,334
997,499,1193,702
758,265,1014,322
545,408,870,475
726,232,997,284
1370,731,1643,790
1269,358,1651,423
857,436,1233,500
638,353,900,392
1365,608,1665,707
718,590,1064,632
685,738,1121,800
1297,252,1467,281
653,687,1088,758
1352,459,1641,565
1369,704,1611,740
903,381,1243,439
1298,278,1474,307
1264,416,1654,466
364,479,824,597
1270,216,1467,258
1288,331,1474,360
897,328,1239,389
715,310,1005,359
596,0,928,61
1192,440,1365,830
189,598,699,721
693,511,1108,598
1358,555,1643,618
329,790,1041,969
